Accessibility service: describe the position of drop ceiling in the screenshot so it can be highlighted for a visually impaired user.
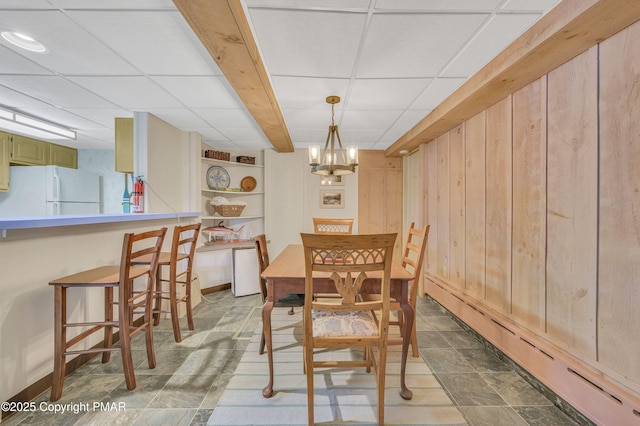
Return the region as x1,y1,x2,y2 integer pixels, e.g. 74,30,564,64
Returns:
0,0,561,152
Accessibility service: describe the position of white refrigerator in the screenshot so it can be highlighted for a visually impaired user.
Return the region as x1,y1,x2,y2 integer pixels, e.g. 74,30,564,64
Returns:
0,165,101,216
232,247,261,296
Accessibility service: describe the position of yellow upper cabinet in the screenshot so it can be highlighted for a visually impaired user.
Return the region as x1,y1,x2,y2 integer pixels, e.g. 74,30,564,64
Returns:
49,143,77,169
11,134,49,165
115,117,133,173
0,132,10,191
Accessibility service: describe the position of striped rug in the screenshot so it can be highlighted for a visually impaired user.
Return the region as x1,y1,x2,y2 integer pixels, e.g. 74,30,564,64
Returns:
208,308,467,425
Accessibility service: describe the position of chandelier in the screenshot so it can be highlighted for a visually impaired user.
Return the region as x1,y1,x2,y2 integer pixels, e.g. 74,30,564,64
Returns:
308,96,358,176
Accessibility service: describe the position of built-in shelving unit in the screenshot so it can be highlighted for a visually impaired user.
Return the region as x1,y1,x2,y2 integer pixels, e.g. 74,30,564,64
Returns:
196,146,265,293
199,147,265,239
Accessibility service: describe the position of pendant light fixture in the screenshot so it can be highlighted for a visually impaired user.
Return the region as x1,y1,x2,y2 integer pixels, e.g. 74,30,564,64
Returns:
308,96,358,176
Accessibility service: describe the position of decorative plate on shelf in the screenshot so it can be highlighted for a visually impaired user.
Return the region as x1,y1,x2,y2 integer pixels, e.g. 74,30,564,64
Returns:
206,166,230,189
240,176,257,192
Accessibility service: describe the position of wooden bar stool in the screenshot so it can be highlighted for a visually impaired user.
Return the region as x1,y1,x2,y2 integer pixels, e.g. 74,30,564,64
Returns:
49,228,166,402
133,223,201,342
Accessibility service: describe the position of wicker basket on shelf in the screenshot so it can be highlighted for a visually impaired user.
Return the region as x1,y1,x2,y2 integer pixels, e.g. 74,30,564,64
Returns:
212,204,246,217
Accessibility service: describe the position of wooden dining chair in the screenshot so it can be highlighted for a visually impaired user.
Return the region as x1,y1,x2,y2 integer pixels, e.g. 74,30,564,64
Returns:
361,222,430,357
312,217,354,234
255,234,304,354
49,228,167,401
301,232,396,425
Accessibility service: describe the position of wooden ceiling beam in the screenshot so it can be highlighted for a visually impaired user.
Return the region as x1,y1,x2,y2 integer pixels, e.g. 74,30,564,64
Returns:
173,0,294,152
385,0,640,157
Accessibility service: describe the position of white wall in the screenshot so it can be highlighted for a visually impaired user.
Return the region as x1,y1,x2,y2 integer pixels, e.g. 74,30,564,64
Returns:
265,148,358,259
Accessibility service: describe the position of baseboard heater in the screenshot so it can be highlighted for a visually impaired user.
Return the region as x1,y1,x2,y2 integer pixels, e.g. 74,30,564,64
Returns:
425,276,640,426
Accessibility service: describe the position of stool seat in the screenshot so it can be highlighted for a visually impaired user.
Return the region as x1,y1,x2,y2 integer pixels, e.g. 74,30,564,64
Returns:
50,265,149,286
49,228,167,402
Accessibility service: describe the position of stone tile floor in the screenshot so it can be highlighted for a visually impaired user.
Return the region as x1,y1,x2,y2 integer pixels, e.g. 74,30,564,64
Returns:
3,289,590,425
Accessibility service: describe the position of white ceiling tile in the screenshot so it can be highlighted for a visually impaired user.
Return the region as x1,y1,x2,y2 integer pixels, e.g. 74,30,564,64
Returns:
375,0,502,11
19,106,110,130
245,0,370,11
51,0,177,9
347,78,432,110
150,76,240,108
0,75,118,108
392,109,432,131
0,85,54,108
145,108,209,129
340,110,402,130
442,13,541,77
501,0,562,12
195,108,261,129
64,108,133,129
289,127,332,144
69,76,182,109
271,76,350,109
0,10,139,75
248,8,367,77
0,46,53,74
217,127,269,143
356,13,489,78
337,128,387,146
0,1,56,10
67,10,220,76
282,109,332,130
412,77,467,109
370,129,406,149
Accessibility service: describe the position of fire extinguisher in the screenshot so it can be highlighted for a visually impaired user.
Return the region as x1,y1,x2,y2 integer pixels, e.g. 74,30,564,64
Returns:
131,176,144,213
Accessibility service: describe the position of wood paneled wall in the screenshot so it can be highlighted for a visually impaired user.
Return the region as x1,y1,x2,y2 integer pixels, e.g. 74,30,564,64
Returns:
421,21,640,396
358,150,403,260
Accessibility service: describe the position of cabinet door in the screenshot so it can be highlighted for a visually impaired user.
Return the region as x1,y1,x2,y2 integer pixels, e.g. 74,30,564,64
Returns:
11,135,49,165
115,117,133,173
0,132,10,191
49,143,78,169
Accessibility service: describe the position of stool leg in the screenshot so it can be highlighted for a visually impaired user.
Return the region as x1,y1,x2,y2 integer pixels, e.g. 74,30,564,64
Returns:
51,286,66,402
185,276,194,332
120,279,136,390
102,287,114,363
144,281,157,369
169,275,182,342
153,267,163,326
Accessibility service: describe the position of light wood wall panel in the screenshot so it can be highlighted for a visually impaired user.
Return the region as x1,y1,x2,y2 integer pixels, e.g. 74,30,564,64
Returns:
357,150,403,259
436,133,450,279
546,47,598,357
449,125,466,288
425,141,438,275
464,111,486,299
485,96,513,314
598,23,640,384
511,77,547,332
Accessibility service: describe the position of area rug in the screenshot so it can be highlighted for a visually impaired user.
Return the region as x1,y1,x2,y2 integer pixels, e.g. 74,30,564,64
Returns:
208,308,467,425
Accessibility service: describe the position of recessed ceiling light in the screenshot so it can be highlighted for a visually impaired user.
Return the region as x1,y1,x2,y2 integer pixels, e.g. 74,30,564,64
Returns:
1,31,47,53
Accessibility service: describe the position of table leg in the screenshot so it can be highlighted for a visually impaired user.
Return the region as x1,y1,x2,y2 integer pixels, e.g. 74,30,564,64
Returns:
399,296,414,400
262,283,275,398
51,286,66,402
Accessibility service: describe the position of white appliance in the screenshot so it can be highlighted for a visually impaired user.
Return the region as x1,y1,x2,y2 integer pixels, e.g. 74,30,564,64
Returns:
0,166,101,216
232,247,261,296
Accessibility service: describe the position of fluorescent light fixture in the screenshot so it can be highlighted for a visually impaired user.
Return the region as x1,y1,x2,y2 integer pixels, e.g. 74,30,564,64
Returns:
1,31,47,53
0,106,76,140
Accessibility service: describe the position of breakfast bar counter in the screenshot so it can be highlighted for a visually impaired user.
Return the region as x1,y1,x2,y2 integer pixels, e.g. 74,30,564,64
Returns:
0,212,201,237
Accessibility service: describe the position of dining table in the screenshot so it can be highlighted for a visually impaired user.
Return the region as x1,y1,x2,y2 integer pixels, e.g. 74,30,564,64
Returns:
260,243,415,400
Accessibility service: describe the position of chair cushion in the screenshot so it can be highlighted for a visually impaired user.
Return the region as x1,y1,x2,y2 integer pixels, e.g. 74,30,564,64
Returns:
312,310,378,337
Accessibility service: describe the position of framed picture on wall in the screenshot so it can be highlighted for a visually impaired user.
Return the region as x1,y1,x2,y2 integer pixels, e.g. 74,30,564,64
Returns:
320,175,343,186
320,190,344,209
